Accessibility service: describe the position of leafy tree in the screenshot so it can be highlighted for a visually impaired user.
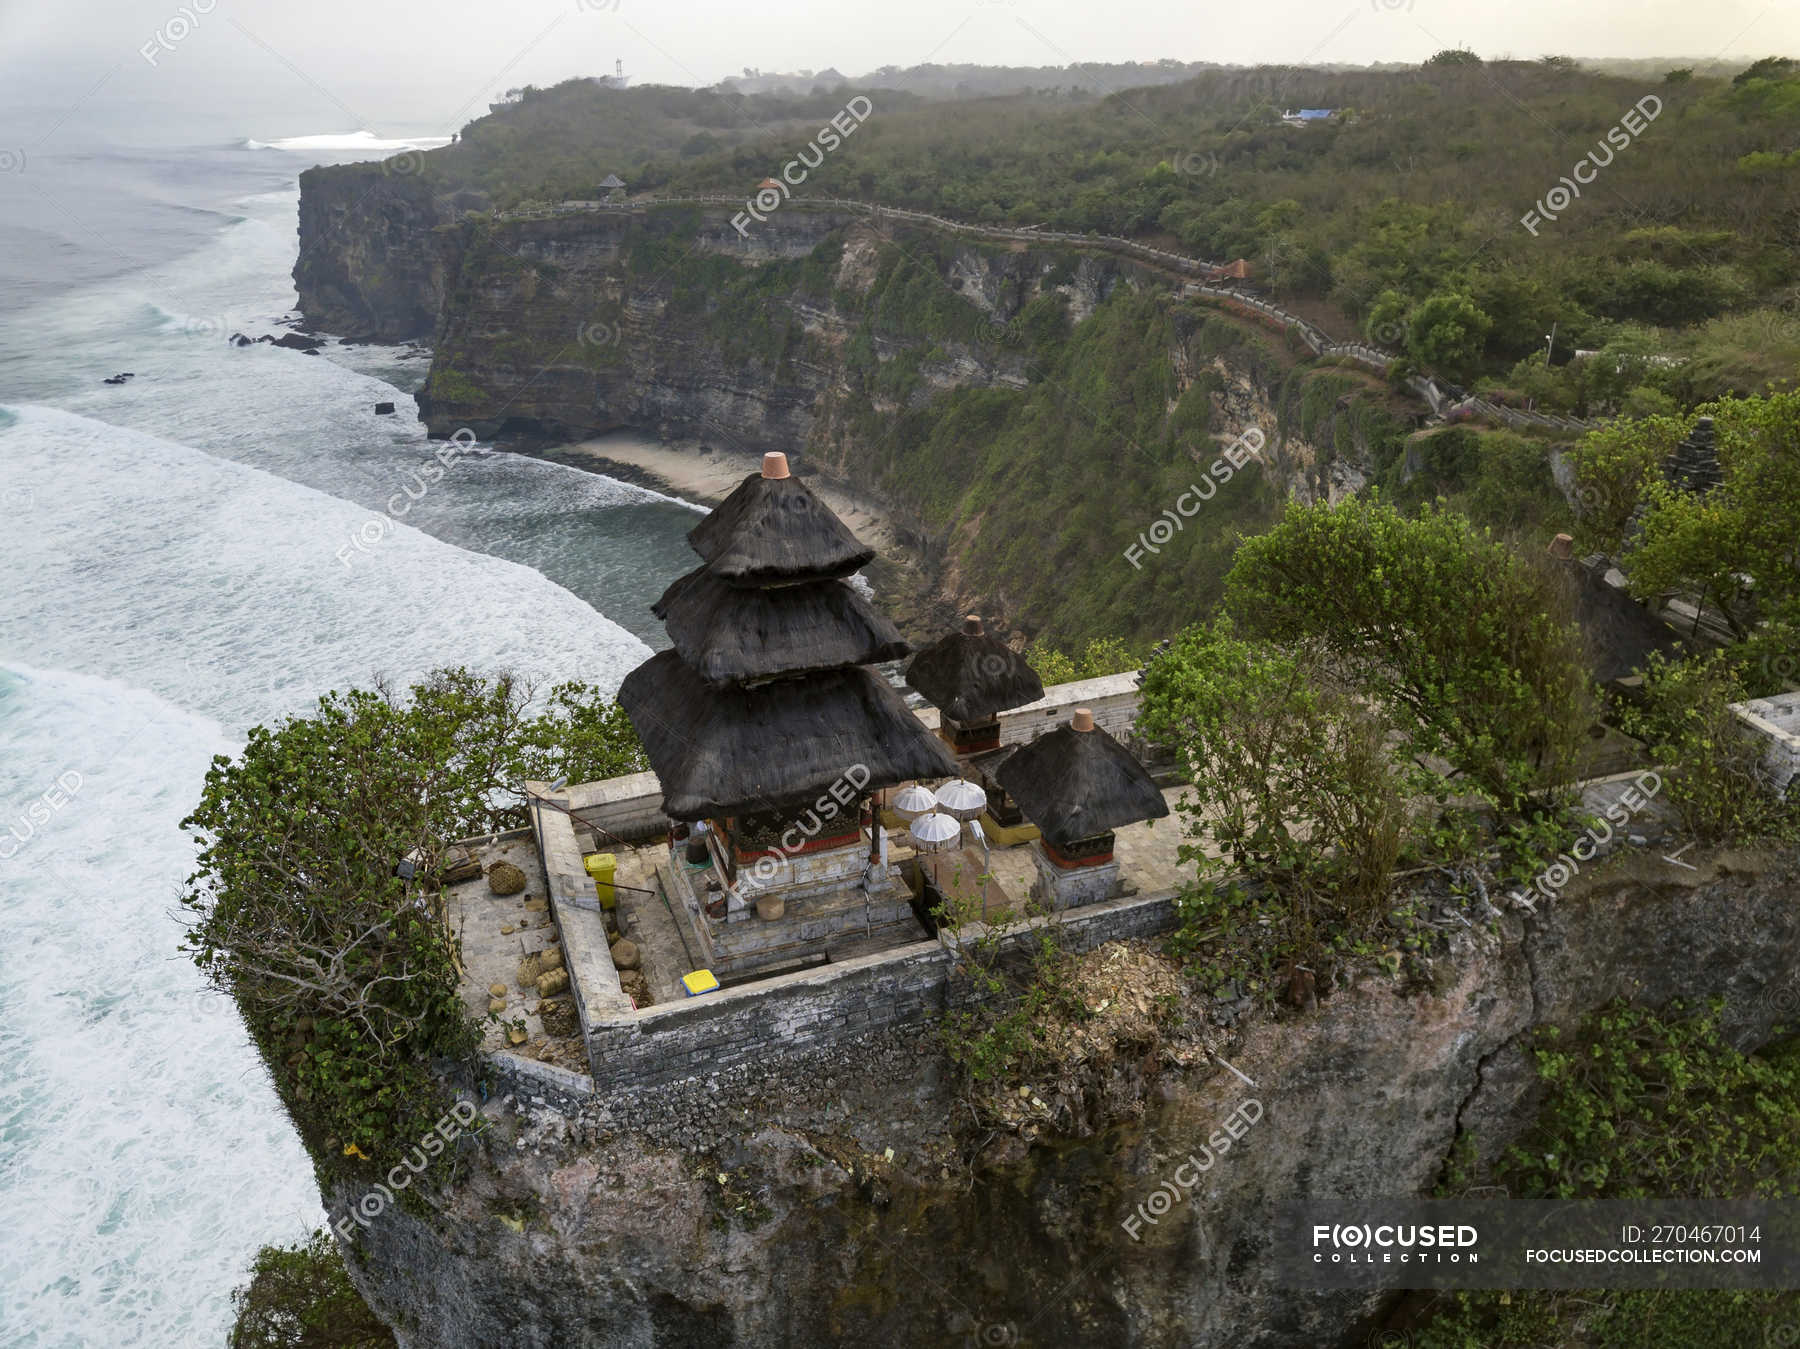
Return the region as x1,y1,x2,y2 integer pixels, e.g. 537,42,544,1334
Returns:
1567,412,1685,552
1405,292,1493,383
1136,619,1411,906
1732,55,1798,87
182,670,642,1154
1224,497,1593,812
1626,392,1800,640
1025,636,1139,684
230,1230,395,1348
1621,651,1798,843
1425,48,1483,66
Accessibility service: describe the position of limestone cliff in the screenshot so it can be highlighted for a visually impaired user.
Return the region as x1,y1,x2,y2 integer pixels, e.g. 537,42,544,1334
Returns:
294,164,460,341
291,181,1417,645
331,847,1800,1348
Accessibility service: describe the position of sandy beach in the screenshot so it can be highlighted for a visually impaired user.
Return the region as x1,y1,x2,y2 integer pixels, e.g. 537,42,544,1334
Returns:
557,433,902,556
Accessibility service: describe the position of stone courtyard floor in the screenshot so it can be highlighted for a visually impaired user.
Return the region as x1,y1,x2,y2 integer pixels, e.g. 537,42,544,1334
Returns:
447,832,587,1073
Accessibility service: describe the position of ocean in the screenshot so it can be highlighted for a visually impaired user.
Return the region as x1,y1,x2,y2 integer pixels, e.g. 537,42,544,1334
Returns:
0,133,697,1346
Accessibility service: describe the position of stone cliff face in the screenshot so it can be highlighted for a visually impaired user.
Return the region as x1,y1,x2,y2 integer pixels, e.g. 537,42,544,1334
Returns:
289,179,1413,644
333,847,1800,1348
294,165,462,340
409,205,1130,452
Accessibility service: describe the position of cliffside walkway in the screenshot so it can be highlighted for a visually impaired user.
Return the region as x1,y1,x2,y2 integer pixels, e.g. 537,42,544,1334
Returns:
494,193,1599,436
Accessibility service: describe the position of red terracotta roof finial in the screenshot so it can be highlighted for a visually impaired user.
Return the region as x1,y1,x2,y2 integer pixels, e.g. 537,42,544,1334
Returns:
761,452,790,480
1071,708,1095,733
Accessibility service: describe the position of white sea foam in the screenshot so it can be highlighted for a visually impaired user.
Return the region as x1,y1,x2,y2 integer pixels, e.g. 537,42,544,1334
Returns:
0,158,678,1348
0,405,653,728
0,663,322,1348
243,131,451,153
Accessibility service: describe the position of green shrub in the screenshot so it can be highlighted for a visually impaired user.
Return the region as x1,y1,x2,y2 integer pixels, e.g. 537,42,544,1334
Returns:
1137,620,1420,995
229,1230,395,1348
1416,1002,1800,1348
1224,496,1594,813
1621,651,1797,844
182,670,642,1156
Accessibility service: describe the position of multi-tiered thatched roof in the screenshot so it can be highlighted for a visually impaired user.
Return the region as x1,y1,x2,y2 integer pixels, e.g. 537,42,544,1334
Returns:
619,453,955,821
905,614,1044,723
653,566,909,687
995,709,1168,845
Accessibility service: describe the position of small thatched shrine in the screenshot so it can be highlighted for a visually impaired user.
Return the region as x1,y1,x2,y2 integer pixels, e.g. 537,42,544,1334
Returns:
905,614,1044,754
996,707,1169,908
619,452,956,972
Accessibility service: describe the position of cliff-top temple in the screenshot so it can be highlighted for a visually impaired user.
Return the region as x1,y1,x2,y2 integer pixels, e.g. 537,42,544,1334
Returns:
618,451,957,973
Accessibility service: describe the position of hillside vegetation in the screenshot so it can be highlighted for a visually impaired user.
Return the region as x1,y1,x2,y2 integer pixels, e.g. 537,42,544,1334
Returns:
413,57,1800,399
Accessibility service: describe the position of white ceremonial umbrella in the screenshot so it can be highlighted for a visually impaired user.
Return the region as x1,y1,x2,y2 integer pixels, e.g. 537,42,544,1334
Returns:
934,778,986,820
907,811,961,850
892,784,939,821
933,777,989,862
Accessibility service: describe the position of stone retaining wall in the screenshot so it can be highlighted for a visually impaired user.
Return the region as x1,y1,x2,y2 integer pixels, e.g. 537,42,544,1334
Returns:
1733,692,1800,797
578,885,1179,1090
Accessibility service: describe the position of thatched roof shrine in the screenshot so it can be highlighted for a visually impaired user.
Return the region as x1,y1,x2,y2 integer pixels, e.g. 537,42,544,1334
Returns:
654,567,910,686
619,451,955,820
687,455,874,585
905,614,1045,723
995,709,1168,846
620,651,954,819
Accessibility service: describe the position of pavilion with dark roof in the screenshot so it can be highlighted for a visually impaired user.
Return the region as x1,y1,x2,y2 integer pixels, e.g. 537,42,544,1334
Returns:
996,707,1170,908
905,614,1044,754
618,451,955,973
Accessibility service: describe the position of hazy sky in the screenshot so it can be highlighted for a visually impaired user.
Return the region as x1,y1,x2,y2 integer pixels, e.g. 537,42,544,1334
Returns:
2,0,1795,144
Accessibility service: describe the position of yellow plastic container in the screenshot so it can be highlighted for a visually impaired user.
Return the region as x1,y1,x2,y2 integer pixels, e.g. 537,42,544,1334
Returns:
682,969,720,997
583,852,617,910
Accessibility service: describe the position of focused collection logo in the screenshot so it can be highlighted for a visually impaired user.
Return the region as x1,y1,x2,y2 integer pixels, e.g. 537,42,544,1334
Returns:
1310,1223,1481,1265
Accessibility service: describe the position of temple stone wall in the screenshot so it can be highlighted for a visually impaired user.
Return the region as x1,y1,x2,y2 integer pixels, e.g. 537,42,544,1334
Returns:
992,671,1144,749
577,885,1180,1089
565,770,667,845
522,673,1168,1088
